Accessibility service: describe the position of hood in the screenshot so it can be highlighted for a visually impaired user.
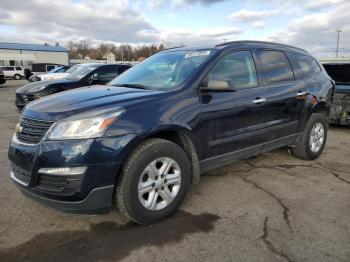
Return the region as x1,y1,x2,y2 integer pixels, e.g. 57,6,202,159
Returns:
16,78,77,94
39,73,69,80
23,85,164,121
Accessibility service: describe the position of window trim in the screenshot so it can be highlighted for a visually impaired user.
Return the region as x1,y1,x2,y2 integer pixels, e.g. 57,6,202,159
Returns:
254,48,296,86
199,48,262,92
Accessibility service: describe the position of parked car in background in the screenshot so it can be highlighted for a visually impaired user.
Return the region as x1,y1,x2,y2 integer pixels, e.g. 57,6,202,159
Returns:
323,63,350,126
0,66,25,79
29,65,79,82
30,63,65,76
0,70,6,85
15,63,131,109
9,41,333,224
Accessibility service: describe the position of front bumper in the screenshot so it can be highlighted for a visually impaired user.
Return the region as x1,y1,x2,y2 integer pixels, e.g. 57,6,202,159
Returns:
18,182,114,214
15,93,35,109
8,133,137,214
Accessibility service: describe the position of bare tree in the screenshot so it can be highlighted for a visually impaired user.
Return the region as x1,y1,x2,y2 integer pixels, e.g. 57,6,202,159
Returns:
76,40,90,59
66,40,165,61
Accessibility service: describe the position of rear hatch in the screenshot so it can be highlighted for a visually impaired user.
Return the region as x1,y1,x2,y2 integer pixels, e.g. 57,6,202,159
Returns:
324,63,350,125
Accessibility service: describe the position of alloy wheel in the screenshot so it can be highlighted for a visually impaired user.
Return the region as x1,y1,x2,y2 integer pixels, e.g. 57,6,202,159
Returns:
138,157,181,211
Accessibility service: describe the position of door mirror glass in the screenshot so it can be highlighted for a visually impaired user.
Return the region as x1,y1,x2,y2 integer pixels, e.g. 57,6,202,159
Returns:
89,73,100,84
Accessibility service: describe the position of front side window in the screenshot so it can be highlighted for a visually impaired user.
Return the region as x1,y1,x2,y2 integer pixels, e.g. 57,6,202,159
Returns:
287,52,321,80
258,50,294,84
15,67,22,70
207,50,258,90
95,66,118,81
109,49,214,90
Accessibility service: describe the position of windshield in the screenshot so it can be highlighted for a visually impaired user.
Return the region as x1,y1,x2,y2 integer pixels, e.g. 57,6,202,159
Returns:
66,64,82,74
66,64,100,81
109,49,214,90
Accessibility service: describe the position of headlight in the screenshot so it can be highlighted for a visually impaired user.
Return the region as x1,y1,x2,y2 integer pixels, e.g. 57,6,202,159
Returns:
29,85,47,92
47,109,125,140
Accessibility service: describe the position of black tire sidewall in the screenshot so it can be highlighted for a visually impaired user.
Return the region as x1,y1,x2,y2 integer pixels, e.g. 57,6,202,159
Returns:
118,140,191,224
14,74,21,80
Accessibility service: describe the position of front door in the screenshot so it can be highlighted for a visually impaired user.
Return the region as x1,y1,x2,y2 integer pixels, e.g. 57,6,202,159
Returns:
198,50,277,169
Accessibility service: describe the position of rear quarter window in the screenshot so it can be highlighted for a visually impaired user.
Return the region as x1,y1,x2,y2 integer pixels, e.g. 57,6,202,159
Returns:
287,52,321,80
257,50,294,84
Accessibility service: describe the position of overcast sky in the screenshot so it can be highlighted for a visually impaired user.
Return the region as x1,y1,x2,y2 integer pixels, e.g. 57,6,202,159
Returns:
0,0,349,57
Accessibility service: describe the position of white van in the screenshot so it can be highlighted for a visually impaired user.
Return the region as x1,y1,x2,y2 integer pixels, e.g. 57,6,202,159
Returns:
0,66,25,79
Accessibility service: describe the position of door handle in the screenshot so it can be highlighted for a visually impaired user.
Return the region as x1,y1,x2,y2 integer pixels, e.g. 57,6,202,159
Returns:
296,91,306,96
253,98,266,104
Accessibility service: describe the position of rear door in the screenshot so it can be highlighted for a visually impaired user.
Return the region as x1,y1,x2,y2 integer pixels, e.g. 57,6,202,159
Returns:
254,49,302,141
286,52,323,131
3,67,14,77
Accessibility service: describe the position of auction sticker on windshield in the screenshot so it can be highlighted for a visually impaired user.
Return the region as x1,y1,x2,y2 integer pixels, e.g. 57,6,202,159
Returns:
184,51,211,58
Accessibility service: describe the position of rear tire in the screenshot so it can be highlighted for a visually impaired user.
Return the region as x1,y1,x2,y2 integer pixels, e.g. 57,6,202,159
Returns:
14,74,21,80
116,138,191,224
292,113,328,160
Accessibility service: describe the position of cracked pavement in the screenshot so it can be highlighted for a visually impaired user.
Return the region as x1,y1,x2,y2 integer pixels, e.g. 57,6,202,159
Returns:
1,80,350,262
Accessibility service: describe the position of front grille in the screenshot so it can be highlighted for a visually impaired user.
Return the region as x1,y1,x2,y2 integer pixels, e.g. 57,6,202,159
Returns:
16,116,54,144
11,163,32,186
16,94,26,105
16,94,36,106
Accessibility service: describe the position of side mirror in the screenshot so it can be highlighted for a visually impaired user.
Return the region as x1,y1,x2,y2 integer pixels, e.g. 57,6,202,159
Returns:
201,79,235,92
89,73,100,84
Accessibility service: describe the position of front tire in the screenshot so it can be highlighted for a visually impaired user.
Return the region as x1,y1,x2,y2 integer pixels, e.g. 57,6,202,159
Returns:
116,138,191,224
292,113,328,160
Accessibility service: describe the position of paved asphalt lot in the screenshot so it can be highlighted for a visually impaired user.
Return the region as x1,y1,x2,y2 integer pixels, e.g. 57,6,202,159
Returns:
0,80,349,262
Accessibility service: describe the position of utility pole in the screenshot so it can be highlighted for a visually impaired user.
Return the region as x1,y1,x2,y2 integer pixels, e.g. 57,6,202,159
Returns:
336,29,342,58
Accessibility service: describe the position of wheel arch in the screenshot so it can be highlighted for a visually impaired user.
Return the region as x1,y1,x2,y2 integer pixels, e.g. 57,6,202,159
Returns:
311,101,329,118
118,126,201,185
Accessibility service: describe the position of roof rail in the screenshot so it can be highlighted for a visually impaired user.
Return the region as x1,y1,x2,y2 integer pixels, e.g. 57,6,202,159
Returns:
215,40,307,53
164,46,186,50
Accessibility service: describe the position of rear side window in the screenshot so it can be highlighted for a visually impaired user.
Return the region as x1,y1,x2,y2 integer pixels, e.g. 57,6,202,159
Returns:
118,65,130,74
258,50,294,84
208,50,258,90
287,53,321,80
3,67,14,71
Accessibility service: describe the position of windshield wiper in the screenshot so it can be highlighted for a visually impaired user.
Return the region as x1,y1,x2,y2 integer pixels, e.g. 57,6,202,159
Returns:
114,83,149,90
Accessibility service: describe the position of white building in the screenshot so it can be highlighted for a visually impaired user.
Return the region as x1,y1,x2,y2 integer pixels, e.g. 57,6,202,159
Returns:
0,42,69,68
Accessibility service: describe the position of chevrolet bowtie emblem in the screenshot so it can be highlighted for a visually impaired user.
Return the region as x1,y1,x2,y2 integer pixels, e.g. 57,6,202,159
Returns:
15,123,23,134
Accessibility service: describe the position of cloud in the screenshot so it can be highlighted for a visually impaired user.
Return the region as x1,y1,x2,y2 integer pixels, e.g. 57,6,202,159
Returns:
0,0,241,47
252,21,266,29
268,0,350,57
228,9,272,23
0,0,159,44
159,26,242,46
304,0,344,11
148,0,226,9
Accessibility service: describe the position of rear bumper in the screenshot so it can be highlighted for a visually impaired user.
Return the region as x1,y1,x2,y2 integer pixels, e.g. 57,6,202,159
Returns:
18,182,114,214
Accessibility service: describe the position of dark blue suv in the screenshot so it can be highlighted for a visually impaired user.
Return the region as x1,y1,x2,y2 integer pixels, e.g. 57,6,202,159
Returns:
8,41,334,224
